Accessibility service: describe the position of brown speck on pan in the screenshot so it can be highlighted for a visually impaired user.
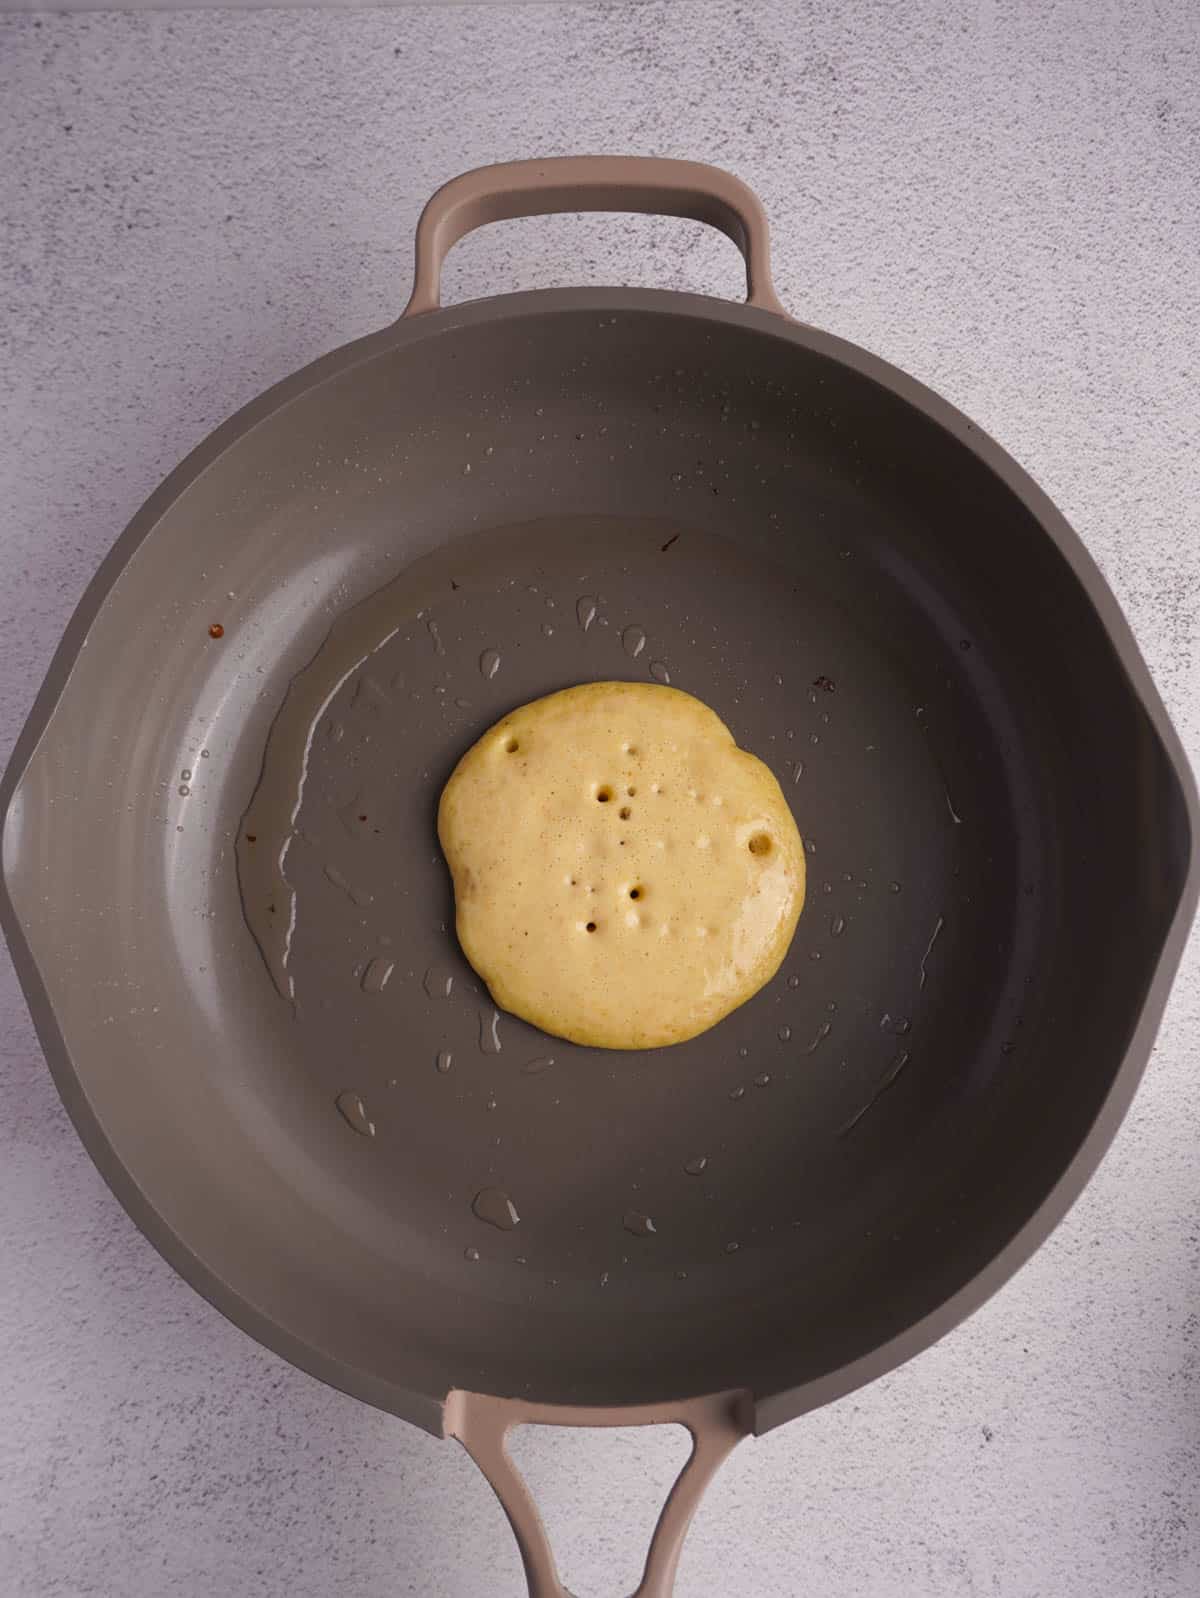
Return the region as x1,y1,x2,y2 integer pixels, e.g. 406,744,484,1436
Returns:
660,534,680,552
208,623,225,639
813,674,835,692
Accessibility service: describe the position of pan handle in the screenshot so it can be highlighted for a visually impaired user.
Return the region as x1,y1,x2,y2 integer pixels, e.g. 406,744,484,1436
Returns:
401,156,788,319
444,1386,752,1598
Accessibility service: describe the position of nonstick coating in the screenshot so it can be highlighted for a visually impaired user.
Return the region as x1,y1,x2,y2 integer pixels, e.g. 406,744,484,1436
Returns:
1,289,1193,1436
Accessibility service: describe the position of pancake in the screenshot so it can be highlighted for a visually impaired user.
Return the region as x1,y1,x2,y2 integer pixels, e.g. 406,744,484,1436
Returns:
438,681,805,1049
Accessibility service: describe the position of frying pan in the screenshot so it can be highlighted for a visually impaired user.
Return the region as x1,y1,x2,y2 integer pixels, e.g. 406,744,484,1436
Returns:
2,157,1196,1597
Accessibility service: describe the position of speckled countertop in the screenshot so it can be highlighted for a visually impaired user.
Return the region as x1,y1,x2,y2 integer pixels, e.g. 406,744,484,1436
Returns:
2,4,1199,1595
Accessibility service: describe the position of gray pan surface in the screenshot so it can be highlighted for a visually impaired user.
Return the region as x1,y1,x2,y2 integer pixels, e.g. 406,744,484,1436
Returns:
2,166,1195,1463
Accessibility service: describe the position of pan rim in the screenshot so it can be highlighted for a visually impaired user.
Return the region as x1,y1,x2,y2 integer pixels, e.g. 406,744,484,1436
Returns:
3,284,1196,1437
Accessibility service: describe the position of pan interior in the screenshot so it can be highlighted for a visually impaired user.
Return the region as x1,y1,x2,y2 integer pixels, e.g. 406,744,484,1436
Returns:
236,509,1015,1315
4,298,1188,1423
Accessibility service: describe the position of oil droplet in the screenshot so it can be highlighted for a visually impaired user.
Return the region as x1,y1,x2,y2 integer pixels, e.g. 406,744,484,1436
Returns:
792,760,805,785
728,1084,746,1101
479,1007,503,1054
178,784,190,797
880,1012,912,1036
889,881,902,894
777,1025,792,1043
805,1020,832,1052
464,1246,481,1262
200,749,210,759
754,1072,771,1087
600,1271,610,1286
324,865,373,907
479,648,501,680
945,788,964,825
675,1269,688,1281
840,1049,912,1136
361,956,395,994
831,915,846,937
623,1210,657,1237
541,622,555,637
473,1187,520,1230
787,974,801,989
423,966,455,1000
335,1091,375,1137
426,618,445,655
919,914,945,989
436,1049,453,1073
724,1240,740,1254
622,624,647,658
521,1056,555,1075
684,1155,708,1175
577,595,598,631
649,661,671,685
181,768,192,782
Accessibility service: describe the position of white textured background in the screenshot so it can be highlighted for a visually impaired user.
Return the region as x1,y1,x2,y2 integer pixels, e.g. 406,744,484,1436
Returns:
2,3,1199,1595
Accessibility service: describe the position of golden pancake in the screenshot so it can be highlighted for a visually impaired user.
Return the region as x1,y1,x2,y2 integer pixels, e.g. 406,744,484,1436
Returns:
438,682,805,1049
